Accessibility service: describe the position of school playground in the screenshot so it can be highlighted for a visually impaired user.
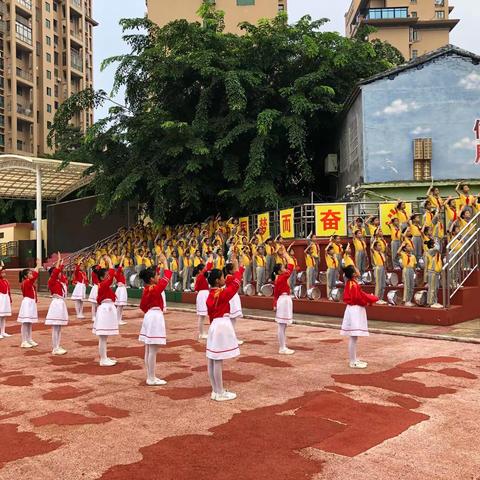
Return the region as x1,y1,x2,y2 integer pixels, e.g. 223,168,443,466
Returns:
0,294,479,480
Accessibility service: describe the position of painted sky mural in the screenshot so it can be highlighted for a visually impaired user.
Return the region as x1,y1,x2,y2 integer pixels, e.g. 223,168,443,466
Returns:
362,54,480,183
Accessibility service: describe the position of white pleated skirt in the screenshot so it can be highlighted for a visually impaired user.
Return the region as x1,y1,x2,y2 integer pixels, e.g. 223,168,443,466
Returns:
139,307,166,345
0,292,12,317
340,305,369,337
92,300,119,336
17,297,38,323
71,282,86,300
275,294,293,324
88,284,99,304
45,296,69,326
229,293,243,319
115,284,128,306
206,315,240,360
196,289,209,316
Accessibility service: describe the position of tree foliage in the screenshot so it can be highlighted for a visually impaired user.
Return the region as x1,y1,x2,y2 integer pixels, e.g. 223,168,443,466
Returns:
49,7,404,224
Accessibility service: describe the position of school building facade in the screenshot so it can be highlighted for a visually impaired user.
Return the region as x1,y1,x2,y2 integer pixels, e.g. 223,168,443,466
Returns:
336,45,480,202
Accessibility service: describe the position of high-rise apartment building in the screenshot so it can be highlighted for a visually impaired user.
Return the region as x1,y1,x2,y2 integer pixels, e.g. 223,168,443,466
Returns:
345,0,459,60
146,0,287,35
0,0,97,157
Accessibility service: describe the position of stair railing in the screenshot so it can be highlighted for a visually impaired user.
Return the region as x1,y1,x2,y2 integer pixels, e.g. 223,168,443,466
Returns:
442,211,480,307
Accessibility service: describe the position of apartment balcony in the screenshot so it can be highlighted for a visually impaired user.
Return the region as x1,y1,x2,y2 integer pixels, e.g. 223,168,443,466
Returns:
70,50,83,73
16,104,34,118
70,29,84,45
70,0,82,13
15,22,33,47
16,67,33,84
366,7,408,20
16,0,33,13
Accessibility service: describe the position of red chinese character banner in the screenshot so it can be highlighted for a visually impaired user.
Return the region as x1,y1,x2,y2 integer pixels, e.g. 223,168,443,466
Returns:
315,204,347,237
279,208,294,238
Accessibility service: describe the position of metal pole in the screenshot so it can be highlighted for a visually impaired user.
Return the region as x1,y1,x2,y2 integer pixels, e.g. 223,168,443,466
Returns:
36,165,42,263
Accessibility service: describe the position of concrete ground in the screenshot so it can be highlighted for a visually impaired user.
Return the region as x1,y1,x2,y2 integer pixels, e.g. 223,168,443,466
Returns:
0,294,479,480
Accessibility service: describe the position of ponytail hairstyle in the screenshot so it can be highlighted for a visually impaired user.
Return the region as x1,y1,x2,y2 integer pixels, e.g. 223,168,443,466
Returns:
96,268,108,282
192,263,205,277
207,268,223,288
139,267,155,285
271,263,283,282
19,268,30,283
425,239,435,250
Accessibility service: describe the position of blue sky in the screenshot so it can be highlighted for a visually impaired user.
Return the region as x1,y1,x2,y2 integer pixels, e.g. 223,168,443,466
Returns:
93,0,479,119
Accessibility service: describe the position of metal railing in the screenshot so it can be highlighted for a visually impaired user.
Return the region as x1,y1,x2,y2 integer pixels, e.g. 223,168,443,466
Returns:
442,211,480,307
16,0,32,10
16,67,33,82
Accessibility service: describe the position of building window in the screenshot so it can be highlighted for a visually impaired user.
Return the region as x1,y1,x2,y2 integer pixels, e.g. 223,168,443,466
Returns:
46,87,52,96
435,0,444,5
278,3,285,11
46,52,51,62
413,138,432,181
411,11,417,18
46,35,51,45
435,10,445,19
412,49,418,59
410,28,419,42
47,104,52,113
46,70,52,79
45,18,51,29
54,101,59,109
236,0,255,5
45,1,50,11
47,121,52,129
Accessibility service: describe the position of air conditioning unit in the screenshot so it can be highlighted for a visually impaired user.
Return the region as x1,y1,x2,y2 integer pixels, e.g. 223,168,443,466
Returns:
324,154,338,174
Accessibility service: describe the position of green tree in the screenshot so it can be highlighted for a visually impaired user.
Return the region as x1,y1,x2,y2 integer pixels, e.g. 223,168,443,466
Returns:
49,7,403,224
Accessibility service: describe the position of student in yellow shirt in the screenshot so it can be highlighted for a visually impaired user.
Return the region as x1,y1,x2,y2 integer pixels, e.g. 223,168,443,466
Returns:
389,217,402,269
342,243,355,269
371,240,387,304
287,244,299,293
214,249,225,270
395,201,409,231
427,186,444,211
425,239,443,309
181,248,194,291
304,244,317,290
365,215,381,237
325,245,339,300
307,233,320,278
265,238,275,280
168,250,180,291
352,229,367,276
349,218,367,237
241,246,253,292
397,242,417,307
409,214,423,260
422,200,435,229
456,182,475,214
444,197,458,232
254,246,267,295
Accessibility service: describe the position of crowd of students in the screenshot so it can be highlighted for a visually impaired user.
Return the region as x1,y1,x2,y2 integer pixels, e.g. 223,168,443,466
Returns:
0,183,477,401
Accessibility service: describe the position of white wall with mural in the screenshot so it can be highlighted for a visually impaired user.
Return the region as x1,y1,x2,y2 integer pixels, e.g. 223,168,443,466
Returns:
361,54,480,183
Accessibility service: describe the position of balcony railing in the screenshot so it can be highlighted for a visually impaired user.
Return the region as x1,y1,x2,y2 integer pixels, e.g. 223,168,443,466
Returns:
16,0,32,11
71,0,82,9
15,22,33,46
71,50,83,72
366,7,409,20
17,104,33,117
16,67,33,82
70,29,83,41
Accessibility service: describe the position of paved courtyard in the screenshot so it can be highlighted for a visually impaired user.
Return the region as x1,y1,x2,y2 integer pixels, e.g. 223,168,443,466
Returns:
0,294,479,479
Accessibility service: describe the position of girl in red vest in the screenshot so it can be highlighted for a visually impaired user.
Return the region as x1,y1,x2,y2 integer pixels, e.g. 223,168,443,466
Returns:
17,259,42,348
138,254,172,386
45,253,69,355
0,261,12,338
71,258,88,319
114,256,128,326
341,265,378,368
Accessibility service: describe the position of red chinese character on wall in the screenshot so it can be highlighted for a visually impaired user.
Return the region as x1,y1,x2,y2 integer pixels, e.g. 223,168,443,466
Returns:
476,144,480,164
259,218,268,232
320,209,342,231
474,119,480,140
282,214,291,232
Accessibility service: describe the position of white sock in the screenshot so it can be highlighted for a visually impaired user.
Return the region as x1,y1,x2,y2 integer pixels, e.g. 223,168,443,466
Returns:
21,323,29,343
147,344,158,381
213,360,223,394
348,337,358,363
277,323,287,350
116,305,124,323
52,325,61,350
0,317,5,335
198,316,205,337
75,300,83,317
99,335,108,362
91,303,97,321
27,323,33,342
207,358,217,393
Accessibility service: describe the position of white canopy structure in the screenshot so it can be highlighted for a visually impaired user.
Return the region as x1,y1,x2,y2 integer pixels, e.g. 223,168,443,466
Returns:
0,155,93,261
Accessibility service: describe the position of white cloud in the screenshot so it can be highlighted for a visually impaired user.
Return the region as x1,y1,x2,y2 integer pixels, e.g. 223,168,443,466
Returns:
375,99,420,116
410,126,432,135
459,72,480,91
452,137,477,150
